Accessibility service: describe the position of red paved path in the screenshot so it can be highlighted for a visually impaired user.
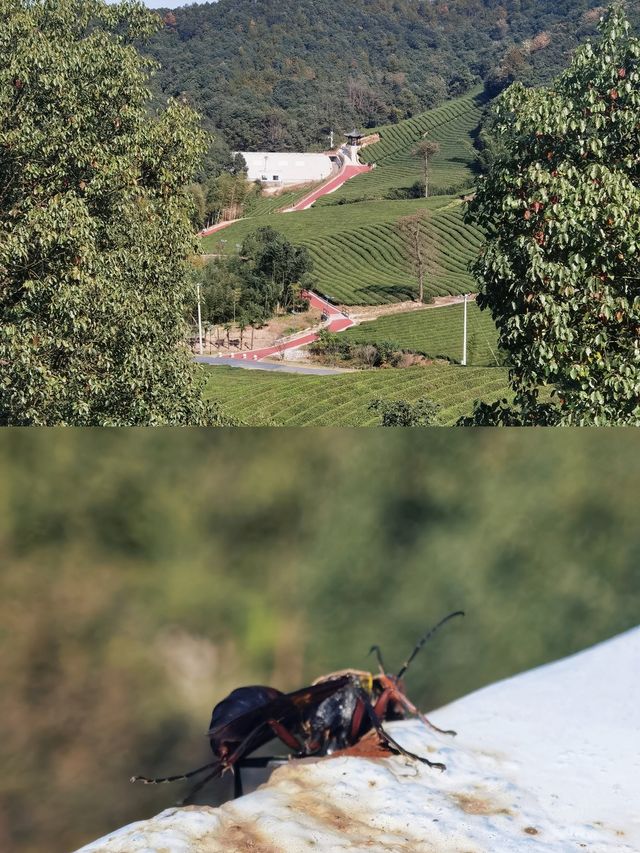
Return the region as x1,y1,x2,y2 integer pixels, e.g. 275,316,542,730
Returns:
200,218,239,238
213,291,354,362
283,161,372,212
197,155,372,359
199,157,373,237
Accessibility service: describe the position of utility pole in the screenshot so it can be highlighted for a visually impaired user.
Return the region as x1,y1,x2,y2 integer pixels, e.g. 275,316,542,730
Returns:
196,281,204,355
424,150,429,199
461,293,468,366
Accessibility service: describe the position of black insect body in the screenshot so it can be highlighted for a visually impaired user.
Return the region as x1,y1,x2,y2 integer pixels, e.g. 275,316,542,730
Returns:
131,611,463,801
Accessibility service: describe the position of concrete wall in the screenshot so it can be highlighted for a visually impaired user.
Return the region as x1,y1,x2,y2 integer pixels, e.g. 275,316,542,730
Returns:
239,152,336,186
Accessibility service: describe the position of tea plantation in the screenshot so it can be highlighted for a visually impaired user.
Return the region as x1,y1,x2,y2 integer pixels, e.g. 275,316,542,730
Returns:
343,302,500,366
203,364,510,426
202,198,482,304
317,88,485,204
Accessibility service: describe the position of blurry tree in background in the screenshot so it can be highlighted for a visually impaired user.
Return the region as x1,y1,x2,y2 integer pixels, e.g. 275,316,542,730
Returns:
0,431,638,851
0,0,216,425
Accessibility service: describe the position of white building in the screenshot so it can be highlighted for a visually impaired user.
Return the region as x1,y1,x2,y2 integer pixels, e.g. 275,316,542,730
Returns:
239,152,338,187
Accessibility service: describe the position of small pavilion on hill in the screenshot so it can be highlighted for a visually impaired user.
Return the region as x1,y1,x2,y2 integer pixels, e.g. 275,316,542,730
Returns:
343,128,364,161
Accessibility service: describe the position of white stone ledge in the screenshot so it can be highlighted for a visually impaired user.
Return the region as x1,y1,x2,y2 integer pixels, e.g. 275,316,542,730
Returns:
77,627,640,852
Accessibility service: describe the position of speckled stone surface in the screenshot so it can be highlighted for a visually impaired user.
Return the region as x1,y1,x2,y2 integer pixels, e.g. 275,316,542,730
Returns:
77,627,640,853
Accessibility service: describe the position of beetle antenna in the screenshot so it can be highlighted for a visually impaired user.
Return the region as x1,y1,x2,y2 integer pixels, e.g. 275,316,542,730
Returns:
396,611,464,679
368,644,386,674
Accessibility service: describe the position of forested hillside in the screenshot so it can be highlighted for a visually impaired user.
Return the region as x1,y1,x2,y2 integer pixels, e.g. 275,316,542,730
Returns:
146,0,625,157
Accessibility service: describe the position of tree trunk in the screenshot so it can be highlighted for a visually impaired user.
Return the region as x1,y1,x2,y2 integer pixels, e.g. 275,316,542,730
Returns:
415,231,425,303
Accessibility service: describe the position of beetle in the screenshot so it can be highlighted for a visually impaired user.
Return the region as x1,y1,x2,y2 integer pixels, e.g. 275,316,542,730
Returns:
131,610,463,802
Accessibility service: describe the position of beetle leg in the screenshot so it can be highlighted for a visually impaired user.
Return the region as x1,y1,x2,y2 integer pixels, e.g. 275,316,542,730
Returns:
356,687,446,771
179,767,226,805
350,697,367,740
372,686,395,719
351,685,394,740
392,690,457,736
267,718,305,752
130,759,221,786
233,764,243,799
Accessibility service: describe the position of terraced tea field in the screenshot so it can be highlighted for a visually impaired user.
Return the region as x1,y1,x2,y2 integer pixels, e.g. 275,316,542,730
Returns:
203,364,510,426
316,88,485,205
344,302,499,366
202,198,483,305
249,185,319,216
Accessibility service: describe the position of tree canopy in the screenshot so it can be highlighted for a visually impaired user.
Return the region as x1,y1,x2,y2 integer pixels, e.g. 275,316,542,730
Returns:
146,0,632,158
467,5,640,425
0,0,220,425
199,227,315,330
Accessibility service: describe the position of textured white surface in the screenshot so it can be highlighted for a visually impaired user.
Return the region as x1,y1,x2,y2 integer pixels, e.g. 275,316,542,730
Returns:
77,628,640,853
239,152,335,185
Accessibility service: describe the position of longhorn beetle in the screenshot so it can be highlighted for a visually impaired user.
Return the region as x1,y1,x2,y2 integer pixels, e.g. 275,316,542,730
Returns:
131,610,463,801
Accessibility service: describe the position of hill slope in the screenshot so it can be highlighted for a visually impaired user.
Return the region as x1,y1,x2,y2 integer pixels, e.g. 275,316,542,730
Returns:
201,92,486,305
202,197,483,304
317,89,485,203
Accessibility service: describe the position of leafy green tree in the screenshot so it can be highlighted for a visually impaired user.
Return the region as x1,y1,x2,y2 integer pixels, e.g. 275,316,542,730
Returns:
241,227,316,313
369,397,440,426
0,0,217,425
204,169,257,226
187,182,207,229
468,6,640,426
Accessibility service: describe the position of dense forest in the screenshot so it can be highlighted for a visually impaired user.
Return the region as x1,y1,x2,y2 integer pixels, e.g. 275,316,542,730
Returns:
145,0,632,162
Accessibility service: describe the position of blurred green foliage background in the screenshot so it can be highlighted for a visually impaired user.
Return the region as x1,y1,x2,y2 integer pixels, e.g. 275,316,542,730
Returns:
0,431,638,852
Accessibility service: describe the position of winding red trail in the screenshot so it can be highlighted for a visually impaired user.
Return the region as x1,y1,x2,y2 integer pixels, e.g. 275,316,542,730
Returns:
197,155,372,359
212,291,354,362
199,159,372,236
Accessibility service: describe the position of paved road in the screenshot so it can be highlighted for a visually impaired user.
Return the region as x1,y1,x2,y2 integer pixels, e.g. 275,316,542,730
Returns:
195,357,349,375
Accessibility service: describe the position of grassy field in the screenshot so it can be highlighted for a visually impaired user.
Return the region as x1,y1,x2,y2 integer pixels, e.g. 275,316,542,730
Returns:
343,302,500,366
316,88,485,205
203,364,510,426
202,198,482,305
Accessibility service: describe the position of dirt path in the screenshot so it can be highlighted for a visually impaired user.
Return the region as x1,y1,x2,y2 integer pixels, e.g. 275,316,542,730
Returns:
348,293,477,324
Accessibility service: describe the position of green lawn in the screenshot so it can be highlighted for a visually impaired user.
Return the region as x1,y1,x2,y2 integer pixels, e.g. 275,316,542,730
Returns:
343,302,500,366
203,364,510,426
